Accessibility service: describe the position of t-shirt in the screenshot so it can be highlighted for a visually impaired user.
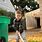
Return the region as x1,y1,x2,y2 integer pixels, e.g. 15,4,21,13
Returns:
12,18,26,33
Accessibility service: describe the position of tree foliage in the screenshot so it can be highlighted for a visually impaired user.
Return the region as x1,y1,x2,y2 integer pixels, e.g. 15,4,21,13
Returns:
0,9,15,18
10,0,39,12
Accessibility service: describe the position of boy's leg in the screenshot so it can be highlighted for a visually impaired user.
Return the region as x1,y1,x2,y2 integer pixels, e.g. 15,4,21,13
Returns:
16,35,20,42
21,30,27,42
15,33,20,42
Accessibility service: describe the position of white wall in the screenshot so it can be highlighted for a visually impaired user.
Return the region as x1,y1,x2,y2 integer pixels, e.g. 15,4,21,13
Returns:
25,9,40,29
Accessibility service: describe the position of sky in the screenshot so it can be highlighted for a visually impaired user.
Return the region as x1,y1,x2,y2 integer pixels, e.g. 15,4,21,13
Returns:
0,0,15,12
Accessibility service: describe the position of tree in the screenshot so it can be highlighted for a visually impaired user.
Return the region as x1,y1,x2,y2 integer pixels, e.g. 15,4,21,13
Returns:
10,0,39,12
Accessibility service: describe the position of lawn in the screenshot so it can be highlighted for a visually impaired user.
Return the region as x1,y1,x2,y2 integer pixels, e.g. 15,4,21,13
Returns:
8,32,42,42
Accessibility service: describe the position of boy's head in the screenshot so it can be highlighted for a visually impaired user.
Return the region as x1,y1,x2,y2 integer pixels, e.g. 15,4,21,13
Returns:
15,8,24,21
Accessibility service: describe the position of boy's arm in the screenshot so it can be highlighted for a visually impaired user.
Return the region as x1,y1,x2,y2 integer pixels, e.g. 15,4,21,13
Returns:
22,18,26,30
12,19,17,32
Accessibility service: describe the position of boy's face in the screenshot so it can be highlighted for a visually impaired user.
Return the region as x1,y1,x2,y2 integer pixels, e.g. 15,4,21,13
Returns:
15,10,22,20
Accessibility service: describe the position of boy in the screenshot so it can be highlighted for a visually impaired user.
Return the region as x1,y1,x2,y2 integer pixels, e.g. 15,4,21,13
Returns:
12,8,26,42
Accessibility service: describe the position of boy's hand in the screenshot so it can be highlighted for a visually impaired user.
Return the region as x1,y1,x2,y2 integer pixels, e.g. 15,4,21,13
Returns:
16,31,24,42
16,30,20,35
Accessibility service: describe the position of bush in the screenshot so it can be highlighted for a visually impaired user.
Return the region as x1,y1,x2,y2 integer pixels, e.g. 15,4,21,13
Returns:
0,9,15,18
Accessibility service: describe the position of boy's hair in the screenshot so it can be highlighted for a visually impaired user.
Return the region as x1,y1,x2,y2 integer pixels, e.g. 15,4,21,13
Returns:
15,7,24,16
